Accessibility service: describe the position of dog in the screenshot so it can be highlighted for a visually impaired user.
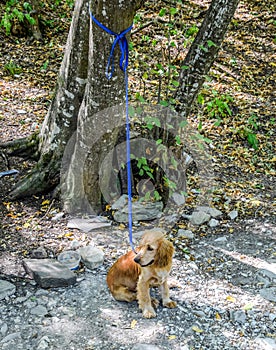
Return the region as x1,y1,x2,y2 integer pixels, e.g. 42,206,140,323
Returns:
106,230,177,318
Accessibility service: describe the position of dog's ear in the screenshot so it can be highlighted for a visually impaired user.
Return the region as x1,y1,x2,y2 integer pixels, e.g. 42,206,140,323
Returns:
155,239,174,267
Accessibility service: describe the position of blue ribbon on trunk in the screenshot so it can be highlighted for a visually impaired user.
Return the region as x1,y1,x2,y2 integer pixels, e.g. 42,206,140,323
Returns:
89,7,135,252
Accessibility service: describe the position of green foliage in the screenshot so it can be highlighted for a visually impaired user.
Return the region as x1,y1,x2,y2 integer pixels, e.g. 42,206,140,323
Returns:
4,60,22,76
237,114,259,150
0,0,36,35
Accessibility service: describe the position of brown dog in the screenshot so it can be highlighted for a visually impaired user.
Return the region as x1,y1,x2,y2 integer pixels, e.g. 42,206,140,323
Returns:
106,230,177,318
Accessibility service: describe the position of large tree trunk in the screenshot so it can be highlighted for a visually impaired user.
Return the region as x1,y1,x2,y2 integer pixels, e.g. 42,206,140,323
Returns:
7,0,239,210
9,0,141,199
175,0,240,118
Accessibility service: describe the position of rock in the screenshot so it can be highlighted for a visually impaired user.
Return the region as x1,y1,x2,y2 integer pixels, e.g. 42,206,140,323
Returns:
132,344,161,350
231,310,246,324
0,280,16,300
228,210,238,220
259,287,276,302
171,192,185,205
189,210,210,225
113,201,163,223
196,206,223,218
30,305,48,316
78,246,104,270
214,236,227,243
255,337,276,349
1,323,8,336
31,247,48,259
0,332,21,343
111,194,128,210
51,212,65,221
37,336,51,350
208,218,219,227
23,259,77,288
67,217,111,232
177,229,195,239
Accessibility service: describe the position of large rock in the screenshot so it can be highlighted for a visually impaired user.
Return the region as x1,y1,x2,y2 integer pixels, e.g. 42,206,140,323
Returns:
0,280,16,300
113,200,163,222
23,259,77,288
78,246,104,270
189,210,211,225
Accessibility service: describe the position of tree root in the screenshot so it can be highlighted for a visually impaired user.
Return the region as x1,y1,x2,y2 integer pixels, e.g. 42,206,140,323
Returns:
0,132,40,161
9,156,61,199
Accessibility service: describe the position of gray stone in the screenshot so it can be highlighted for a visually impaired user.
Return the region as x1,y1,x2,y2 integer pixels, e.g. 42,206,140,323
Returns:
255,337,276,349
132,344,161,350
114,201,163,222
0,280,16,300
208,218,219,227
37,336,51,350
51,212,64,221
0,332,21,343
214,236,227,243
259,287,276,302
30,305,48,316
171,192,185,205
1,323,8,336
228,210,238,220
23,259,77,288
111,194,128,210
31,247,48,259
231,310,246,324
177,229,195,239
196,206,223,218
189,210,211,225
78,246,104,270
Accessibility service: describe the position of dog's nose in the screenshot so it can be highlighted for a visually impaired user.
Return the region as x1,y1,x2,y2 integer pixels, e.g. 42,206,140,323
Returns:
134,256,140,264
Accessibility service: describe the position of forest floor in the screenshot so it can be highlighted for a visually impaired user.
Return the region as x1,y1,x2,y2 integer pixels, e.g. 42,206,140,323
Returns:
0,0,275,349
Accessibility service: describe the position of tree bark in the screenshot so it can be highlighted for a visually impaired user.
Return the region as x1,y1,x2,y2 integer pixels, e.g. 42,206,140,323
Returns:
7,0,240,210
175,0,240,118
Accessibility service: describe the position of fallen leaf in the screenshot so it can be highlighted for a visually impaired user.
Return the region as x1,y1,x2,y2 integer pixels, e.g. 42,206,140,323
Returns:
130,319,137,329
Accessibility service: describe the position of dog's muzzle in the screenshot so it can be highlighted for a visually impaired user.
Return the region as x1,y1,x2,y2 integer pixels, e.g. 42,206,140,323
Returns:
134,255,154,267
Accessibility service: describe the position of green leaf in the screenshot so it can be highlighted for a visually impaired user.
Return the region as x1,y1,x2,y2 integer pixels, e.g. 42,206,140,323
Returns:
207,40,217,48
159,8,166,16
170,7,178,15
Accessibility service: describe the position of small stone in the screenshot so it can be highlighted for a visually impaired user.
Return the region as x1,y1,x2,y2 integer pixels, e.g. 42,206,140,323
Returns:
1,323,8,336
0,332,21,343
114,201,163,222
189,210,211,225
78,246,104,270
0,280,16,300
30,305,48,316
23,259,77,288
208,218,219,227
259,287,276,302
231,310,246,324
214,236,227,243
228,210,238,220
51,212,65,221
37,336,51,350
171,192,185,205
111,194,128,210
177,229,194,239
31,247,48,259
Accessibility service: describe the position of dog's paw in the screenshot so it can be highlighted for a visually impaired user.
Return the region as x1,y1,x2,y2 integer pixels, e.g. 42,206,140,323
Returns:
151,297,159,309
142,307,156,318
163,300,177,308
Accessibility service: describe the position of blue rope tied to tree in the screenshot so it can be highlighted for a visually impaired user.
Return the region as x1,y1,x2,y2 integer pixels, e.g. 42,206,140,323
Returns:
89,7,136,252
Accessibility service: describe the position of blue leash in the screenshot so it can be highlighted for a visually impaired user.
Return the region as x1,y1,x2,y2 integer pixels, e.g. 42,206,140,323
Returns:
89,7,135,252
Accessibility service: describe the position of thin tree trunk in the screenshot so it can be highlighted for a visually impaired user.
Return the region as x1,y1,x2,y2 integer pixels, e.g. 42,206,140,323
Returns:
175,0,240,118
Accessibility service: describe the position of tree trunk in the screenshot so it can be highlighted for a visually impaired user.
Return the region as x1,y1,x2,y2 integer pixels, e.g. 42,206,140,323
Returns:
8,0,142,201
7,0,240,211
175,0,240,118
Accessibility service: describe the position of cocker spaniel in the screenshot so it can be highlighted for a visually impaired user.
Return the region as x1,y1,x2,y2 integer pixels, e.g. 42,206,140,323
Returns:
106,230,177,318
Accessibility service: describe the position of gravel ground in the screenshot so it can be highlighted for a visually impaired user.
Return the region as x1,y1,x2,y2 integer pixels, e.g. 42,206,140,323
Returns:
1,220,275,350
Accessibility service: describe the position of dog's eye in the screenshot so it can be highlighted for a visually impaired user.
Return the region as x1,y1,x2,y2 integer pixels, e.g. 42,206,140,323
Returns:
147,245,154,251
